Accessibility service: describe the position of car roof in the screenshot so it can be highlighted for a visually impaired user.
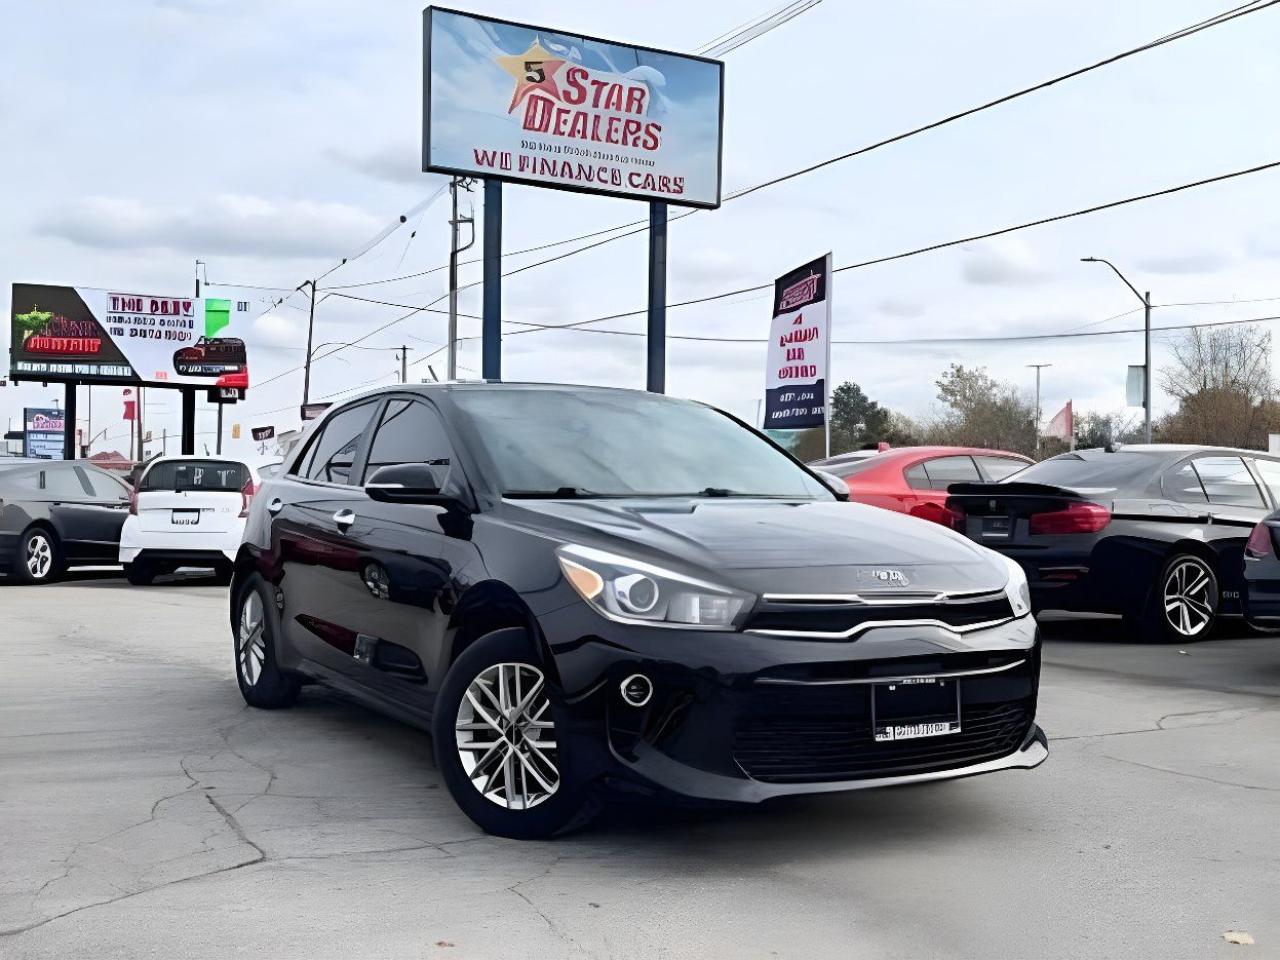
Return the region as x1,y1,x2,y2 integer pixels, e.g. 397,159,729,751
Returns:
1067,444,1275,459
858,445,1031,461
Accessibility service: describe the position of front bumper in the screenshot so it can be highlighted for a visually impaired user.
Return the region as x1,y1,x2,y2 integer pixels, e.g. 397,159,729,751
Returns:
537,604,1045,805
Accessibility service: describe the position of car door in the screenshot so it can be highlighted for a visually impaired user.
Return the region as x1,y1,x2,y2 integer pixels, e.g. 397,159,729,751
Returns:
72,465,132,558
343,395,481,712
39,465,117,563
272,399,381,680
1187,454,1270,608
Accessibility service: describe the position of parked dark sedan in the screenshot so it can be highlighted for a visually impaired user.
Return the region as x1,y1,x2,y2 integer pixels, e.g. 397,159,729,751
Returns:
0,459,132,583
229,383,1045,839
945,445,1280,641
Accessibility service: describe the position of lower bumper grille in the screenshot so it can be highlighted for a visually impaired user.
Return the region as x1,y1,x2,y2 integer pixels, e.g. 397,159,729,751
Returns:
732,701,1033,783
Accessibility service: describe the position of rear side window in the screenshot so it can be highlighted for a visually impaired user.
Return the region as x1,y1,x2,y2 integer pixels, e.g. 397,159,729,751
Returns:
1250,458,1280,505
1191,456,1265,509
84,468,132,498
904,463,930,490
140,460,247,492
975,455,1027,481
1165,463,1207,504
36,466,87,497
921,456,980,490
296,402,377,485
362,399,454,482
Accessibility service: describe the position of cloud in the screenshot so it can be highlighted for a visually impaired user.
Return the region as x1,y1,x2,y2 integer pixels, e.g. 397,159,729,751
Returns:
960,240,1050,287
876,297,925,318
327,141,422,186
252,312,305,350
1135,251,1234,275
38,194,383,259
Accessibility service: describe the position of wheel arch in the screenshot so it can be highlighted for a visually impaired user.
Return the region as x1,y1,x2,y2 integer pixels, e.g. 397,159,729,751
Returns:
447,579,544,670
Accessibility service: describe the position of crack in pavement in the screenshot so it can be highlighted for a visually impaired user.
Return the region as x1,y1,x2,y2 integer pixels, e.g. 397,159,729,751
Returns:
506,858,594,958
1101,754,1279,792
1048,706,1262,742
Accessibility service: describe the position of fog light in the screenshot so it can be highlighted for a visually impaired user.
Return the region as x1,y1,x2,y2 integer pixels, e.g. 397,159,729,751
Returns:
620,673,653,707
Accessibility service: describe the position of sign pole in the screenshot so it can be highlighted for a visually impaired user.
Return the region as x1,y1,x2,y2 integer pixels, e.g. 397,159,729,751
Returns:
62,384,77,460
180,388,195,456
216,404,223,455
482,178,503,381
647,201,668,393
824,253,833,459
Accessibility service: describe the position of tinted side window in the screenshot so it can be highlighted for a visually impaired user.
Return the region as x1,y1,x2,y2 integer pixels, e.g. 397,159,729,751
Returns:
41,466,88,497
1251,458,1280,505
362,399,454,483
80,468,129,498
1192,456,1264,508
1165,463,1207,504
923,456,980,490
976,455,1027,481
299,402,377,485
904,463,930,490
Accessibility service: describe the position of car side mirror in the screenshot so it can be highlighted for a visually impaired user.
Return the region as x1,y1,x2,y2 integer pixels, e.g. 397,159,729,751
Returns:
813,468,851,501
365,463,452,504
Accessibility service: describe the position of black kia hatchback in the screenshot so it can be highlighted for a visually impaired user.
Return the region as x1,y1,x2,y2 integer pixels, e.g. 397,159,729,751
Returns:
229,383,1045,838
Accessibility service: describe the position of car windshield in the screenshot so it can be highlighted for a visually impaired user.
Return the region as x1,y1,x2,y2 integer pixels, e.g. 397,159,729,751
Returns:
1004,451,1165,493
451,388,830,499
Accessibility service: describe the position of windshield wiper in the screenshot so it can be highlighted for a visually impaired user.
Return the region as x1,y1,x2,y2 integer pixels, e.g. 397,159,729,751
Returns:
503,487,600,499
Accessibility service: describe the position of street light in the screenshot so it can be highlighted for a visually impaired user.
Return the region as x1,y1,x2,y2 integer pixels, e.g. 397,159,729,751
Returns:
1081,257,1152,443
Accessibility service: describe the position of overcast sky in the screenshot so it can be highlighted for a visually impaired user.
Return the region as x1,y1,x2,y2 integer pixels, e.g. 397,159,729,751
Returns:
4,0,1280,460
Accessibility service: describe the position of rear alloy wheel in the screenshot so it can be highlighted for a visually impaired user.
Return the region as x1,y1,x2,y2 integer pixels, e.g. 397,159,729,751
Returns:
13,528,62,584
1144,553,1218,642
232,573,300,709
433,628,597,839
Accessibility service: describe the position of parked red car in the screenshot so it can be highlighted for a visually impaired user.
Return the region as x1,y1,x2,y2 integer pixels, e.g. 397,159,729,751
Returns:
811,446,1034,526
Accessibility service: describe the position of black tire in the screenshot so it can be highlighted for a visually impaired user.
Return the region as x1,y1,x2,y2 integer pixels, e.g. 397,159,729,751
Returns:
124,561,155,586
232,573,300,709
11,526,63,584
213,564,235,586
1141,552,1218,643
432,628,597,839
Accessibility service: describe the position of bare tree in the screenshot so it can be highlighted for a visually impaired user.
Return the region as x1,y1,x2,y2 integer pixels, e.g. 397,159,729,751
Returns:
1158,326,1278,448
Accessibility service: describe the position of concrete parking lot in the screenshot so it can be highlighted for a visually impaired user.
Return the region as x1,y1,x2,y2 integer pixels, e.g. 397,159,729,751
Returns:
1,575,1277,959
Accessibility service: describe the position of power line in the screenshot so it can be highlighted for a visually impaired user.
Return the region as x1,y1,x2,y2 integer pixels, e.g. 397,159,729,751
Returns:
508,157,1280,337
313,0,1279,295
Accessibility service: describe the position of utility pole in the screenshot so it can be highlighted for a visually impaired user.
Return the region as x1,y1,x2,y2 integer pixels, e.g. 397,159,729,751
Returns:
301,279,318,406
447,177,475,381
1027,363,1052,457
1081,257,1153,443
397,346,412,384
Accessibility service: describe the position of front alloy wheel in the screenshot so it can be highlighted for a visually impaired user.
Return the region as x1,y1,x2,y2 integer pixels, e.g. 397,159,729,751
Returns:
455,662,559,810
12,528,61,584
238,591,268,686
232,573,300,709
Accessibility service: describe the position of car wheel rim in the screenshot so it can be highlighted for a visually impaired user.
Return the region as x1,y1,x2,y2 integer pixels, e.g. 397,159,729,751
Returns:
1163,559,1213,637
238,592,267,686
25,534,51,579
455,662,559,810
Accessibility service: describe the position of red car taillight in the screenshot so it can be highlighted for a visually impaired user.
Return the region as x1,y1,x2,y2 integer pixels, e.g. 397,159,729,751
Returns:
910,500,965,530
1246,522,1274,559
239,478,256,518
1029,501,1111,535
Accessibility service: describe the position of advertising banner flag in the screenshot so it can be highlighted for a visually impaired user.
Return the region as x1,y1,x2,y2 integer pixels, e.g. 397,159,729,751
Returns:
10,284,252,389
1045,400,1074,440
763,254,833,431
23,407,65,460
424,7,724,208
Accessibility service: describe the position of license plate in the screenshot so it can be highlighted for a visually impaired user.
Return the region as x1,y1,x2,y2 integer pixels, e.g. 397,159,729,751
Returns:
873,676,961,742
171,509,200,526
981,515,1012,539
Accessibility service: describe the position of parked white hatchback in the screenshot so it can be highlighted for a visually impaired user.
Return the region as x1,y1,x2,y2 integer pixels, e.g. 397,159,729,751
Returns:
119,456,257,585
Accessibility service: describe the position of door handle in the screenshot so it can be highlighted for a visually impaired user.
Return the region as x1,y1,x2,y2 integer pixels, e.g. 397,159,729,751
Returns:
333,508,356,529
267,497,284,515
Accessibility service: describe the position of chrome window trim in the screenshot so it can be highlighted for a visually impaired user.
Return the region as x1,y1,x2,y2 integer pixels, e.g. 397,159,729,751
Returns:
754,658,1027,686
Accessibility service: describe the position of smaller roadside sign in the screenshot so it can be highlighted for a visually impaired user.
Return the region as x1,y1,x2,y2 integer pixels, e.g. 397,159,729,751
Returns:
301,402,331,421
251,426,275,442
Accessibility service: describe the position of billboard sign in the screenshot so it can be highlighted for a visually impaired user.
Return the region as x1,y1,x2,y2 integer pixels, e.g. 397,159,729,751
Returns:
24,407,65,460
763,254,833,431
423,7,724,208
10,284,252,388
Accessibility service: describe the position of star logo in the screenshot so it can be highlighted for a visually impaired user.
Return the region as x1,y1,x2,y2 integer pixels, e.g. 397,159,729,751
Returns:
495,39,566,114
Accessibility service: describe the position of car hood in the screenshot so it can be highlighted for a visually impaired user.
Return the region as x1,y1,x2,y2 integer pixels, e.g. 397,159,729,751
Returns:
497,497,1008,595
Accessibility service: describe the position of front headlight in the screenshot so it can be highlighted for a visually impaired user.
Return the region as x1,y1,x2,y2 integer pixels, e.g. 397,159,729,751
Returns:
1000,553,1032,619
556,544,754,630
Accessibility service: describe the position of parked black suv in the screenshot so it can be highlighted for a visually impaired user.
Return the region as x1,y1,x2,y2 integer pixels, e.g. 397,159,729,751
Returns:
229,384,1045,838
